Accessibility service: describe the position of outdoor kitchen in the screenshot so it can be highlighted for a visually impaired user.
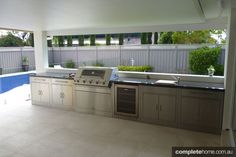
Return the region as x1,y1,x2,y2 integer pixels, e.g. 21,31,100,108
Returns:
30,66,224,134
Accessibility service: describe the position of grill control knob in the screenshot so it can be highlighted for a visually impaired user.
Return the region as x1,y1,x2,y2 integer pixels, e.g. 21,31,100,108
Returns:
83,80,86,83
103,81,106,85
77,80,80,82
89,80,93,84
95,81,99,84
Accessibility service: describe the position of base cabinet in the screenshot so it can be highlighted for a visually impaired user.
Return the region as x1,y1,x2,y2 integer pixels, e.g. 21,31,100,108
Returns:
30,77,51,106
74,85,113,116
140,86,178,127
180,89,224,134
51,79,73,110
140,86,224,134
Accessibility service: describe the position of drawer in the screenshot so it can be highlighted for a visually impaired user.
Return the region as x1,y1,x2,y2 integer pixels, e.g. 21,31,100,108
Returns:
30,77,51,83
52,79,73,85
181,89,223,99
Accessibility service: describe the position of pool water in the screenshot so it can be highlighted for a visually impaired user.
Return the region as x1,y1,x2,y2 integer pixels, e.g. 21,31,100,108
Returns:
0,72,32,94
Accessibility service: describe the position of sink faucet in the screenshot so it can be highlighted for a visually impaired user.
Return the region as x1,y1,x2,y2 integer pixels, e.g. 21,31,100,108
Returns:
171,76,180,84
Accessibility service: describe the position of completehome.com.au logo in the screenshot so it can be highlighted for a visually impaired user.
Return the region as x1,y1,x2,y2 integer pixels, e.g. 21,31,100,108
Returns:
172,147,236,157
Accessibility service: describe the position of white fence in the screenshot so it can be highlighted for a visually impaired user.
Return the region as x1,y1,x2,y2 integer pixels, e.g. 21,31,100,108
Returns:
49,45,225,74
0,45,225,74
0,47,35,74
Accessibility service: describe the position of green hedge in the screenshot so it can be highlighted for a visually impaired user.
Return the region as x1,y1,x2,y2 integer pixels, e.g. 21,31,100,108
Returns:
118,66,152,72
189,46,224,76
65,60,75,68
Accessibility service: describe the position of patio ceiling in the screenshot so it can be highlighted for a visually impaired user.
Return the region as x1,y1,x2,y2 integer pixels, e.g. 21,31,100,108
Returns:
0,0,231,34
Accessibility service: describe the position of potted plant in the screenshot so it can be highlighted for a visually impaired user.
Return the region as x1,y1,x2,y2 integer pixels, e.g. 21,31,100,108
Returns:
22,56,29,71
207,65,215,76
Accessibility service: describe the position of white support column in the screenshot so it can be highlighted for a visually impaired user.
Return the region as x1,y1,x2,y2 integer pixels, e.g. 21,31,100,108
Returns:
33,31,48,73
151,32,155,45
223,8,236,130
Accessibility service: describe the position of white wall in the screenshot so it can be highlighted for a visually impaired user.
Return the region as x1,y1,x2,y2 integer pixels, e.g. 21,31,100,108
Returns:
223,8,236,130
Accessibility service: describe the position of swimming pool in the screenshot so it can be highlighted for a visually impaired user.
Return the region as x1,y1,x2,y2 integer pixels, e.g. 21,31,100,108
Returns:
0,71,34,94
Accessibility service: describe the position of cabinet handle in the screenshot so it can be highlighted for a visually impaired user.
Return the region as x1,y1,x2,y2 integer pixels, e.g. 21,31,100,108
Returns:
38,90,43,95
159,105,162,111
60,92,65,98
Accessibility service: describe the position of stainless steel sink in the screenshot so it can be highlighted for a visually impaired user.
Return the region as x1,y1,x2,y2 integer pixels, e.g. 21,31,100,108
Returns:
155,80,177,85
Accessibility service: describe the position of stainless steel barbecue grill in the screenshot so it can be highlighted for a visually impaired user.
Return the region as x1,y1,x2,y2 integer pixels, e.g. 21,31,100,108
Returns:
73,67,118,116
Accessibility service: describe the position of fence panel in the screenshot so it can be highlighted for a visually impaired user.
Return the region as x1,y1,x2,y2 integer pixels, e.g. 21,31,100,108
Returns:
59,47,78,67
97,46,120,67
149,46,177,73
48,48,54,65
120,46,149,66
77,47,96,66
22,48,35,71
0,49,22,74
51,47,61,65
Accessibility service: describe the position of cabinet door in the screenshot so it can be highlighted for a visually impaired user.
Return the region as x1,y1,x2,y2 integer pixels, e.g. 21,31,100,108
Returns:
31,82,41,103
158,94,176,125
40,83,50,105
74,90,94,113
199,99,222,130
141,93,158,123
52,84,63,105
61,85,72,106
94,92,112,115
180,97,200,128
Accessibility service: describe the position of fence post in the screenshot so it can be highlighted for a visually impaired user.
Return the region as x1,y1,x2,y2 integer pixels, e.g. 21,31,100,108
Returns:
148,45,150,66
119,45,122,65
96,46,98,64
60,47,62,66
76,46,79,67
175,45,178,74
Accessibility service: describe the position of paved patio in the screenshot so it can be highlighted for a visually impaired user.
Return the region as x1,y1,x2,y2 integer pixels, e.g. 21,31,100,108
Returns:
0,85,222,157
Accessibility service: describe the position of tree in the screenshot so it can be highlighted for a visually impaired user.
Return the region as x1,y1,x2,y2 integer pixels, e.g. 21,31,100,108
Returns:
159,32,173,44
105,34,111,45
154,32,158,44
118,34,124,45
26,33,34,47
147,32,152,44
67,36,73,47
0,33,24,47
172,31,189,44
90,35,96,46
78,35,84,46
141,33,147,44
52,36,59,46
58,36,64,47
172,31,217,44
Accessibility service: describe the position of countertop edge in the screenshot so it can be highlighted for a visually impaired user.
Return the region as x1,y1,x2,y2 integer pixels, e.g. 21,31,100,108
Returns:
112,80,225,92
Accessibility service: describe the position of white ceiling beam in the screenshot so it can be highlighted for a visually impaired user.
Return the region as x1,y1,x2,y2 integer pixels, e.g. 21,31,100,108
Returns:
46,17,227,36
192,0,206,21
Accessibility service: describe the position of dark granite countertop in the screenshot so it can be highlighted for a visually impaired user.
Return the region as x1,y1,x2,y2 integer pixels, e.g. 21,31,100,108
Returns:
30,73,224,91
112,78,225,91
30,72,74,80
